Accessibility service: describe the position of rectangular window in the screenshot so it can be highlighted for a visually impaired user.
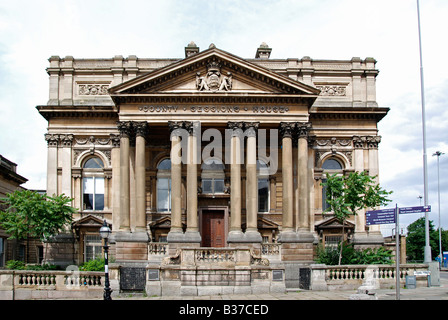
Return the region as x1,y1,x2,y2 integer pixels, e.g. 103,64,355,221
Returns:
157,178,171,212
258,179,269,212
83,177,104,211
325,235,342,249
84,234,102,262
202,178,225,195
322,179,330,212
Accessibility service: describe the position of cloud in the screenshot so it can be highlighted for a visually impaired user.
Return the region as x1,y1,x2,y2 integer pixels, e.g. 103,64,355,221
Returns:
0,0,447,235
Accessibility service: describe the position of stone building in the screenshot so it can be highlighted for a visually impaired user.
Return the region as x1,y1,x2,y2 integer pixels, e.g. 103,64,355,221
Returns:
37,42,388,290
0,155,43,266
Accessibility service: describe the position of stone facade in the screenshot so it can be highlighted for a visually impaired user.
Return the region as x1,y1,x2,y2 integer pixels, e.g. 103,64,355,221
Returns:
37,42,389,291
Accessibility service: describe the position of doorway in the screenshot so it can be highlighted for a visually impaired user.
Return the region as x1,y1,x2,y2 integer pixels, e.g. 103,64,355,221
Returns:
200,207,228,247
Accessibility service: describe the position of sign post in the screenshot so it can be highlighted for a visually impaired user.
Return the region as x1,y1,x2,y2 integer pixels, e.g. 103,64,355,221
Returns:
395,204,400,300
366,204,431,300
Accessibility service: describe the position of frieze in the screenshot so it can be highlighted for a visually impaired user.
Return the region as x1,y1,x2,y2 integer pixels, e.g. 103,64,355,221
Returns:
315,84,347,96
138,105,289,113
78,84,109,95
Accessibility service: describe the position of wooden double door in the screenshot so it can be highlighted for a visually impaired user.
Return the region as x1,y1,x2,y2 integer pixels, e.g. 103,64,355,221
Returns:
201,209,227,247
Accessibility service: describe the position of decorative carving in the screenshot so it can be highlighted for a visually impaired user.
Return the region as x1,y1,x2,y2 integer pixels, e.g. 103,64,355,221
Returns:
353,136,367,149
78,84,109,95
110,134,120,147
161,249,181,266
116,121,133,138
296,122,311,138
134,121,148,138
366,135,381,149
45,134,59,147
196,61,233,92
279,122,295,139
316,85,347,96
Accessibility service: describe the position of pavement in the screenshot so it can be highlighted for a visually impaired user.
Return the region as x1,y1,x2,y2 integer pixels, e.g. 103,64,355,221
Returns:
114,270,448,301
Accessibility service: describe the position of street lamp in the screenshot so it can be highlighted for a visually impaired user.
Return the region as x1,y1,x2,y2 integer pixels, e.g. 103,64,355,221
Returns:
99,220,112,300
433,151,445,266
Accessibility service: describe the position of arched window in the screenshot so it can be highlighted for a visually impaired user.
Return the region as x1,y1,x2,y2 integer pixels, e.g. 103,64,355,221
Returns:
321,158,343,212
157,159,171,212
257,159,270,213
82,156,105,211
201,158,225,195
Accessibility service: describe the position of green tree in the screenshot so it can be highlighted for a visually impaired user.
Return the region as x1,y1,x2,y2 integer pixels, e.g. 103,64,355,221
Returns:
0,190,75,241
322,171,392,264
406,217,441,262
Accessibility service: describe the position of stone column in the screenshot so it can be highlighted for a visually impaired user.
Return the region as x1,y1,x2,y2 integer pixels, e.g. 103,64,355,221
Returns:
185,121,201,243
297,122,311,233
352,135,366,234
110,134,121,231
134,122,148,232
279,122,295,237
244,122,262,242
117,121,132,231
167,121,184,242
227,122,244,242
45,134,59,197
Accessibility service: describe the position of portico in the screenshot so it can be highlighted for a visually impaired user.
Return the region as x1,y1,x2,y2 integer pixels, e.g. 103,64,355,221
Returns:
37,43,389,279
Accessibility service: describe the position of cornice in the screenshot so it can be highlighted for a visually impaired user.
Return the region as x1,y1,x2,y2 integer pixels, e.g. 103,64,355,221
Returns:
36,105,118,121
309,106,389,122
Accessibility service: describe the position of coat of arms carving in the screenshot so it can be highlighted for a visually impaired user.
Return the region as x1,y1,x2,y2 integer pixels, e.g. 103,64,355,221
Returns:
196,61,232,92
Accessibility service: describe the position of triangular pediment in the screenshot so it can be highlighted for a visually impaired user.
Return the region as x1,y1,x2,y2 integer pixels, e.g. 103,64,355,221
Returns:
109,46,320,102
72,214,105,228
315,216,355,230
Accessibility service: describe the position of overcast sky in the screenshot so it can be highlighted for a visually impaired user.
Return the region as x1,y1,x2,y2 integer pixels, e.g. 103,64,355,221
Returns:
0,0,447,235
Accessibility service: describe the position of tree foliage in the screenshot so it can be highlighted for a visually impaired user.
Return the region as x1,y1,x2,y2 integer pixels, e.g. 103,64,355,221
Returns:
316,242,393,265
0,190,75,241
322,171,392,264
406,217,447,262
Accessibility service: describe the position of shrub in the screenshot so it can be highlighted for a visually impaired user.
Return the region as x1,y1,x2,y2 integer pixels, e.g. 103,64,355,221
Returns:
79,258,105,271
6,260,26,270
316,244,393,265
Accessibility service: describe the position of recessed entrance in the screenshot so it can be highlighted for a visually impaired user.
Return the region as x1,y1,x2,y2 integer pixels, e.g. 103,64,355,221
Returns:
200,207,228,247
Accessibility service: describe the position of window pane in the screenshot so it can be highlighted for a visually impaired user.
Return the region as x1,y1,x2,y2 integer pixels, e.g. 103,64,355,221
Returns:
83,194,94,210
202,179,212,193
157,159,171,170
95,194,104,211
214,179,225,193
258,179,269,212
83,177,94,193
157,178,171,211
83,157,104,169
95,177,104,194
322,179,330,211
322,159,342,170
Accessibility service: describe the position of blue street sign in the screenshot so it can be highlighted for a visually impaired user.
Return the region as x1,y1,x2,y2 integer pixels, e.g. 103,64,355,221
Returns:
366,208,396,225
399,205,431,214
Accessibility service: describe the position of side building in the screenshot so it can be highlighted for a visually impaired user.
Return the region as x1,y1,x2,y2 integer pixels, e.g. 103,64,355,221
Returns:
36,43,389,281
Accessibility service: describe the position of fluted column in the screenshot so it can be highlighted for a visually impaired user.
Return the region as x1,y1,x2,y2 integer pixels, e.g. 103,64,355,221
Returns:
117,121,132,231
353,135,366,233
279,122,295,234
244,122,262,242
134,121,148,232
227,122,244,242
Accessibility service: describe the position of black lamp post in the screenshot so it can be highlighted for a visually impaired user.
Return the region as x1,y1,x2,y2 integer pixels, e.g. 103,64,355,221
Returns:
99,220,112,300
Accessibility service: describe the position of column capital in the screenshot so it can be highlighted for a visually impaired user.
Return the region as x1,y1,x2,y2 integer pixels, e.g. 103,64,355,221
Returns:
117,121,133,138
110,134,120,147
45,133,59,147
366,135,381,149
59,134,74,147
134,121,148,138
296,122,312,138
183,121,201,136
168,120,185,134
243,122,259,137
279,122,295,138
352,135,367,149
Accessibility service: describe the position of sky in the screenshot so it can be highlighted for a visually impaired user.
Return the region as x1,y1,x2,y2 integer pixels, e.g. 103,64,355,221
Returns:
0,0,447,236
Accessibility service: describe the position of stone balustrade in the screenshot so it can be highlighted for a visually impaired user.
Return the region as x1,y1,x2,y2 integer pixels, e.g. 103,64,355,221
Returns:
0,269,104,300
310,264,431,291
